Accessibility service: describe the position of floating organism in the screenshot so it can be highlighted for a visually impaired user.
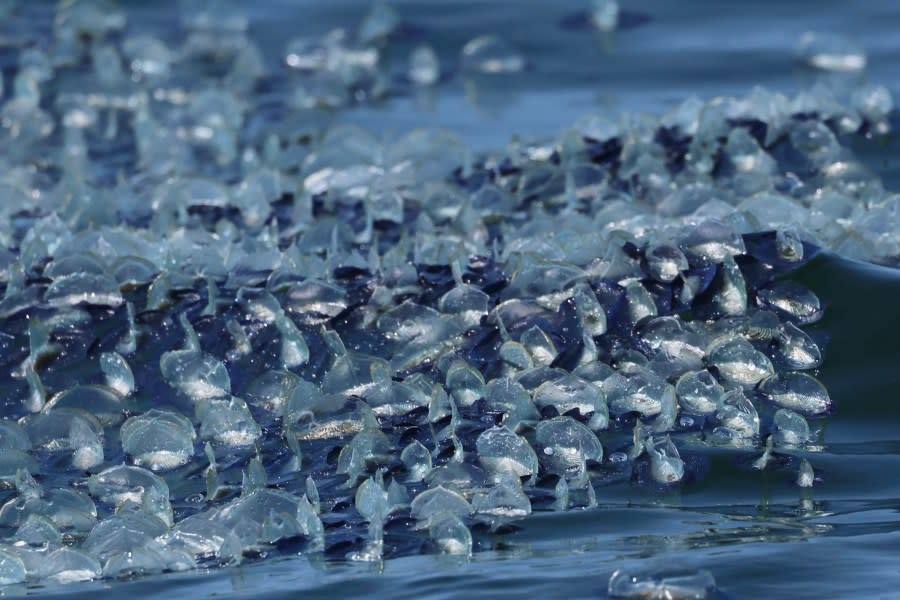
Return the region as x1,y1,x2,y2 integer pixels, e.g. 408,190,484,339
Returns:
409,45,440,86
797,32,866,72
460,35,524,74
0,0,886,587
608,567,717,600
121,409,196,471
707,337,774,388
796,459,816,488
715,388,760,439
772,408,811,446
675,370,723,415
645,435,684,484
758,372,832,416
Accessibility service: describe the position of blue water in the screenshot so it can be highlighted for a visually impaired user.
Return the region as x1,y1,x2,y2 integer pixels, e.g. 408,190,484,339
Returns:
11,0,900,597
279,0,900,150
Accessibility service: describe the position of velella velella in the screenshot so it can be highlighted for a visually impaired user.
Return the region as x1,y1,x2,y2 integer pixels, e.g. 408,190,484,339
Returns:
0,0,897,592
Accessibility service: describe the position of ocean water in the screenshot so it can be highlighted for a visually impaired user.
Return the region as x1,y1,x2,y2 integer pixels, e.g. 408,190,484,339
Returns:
6,0,900,598
23,250,900,600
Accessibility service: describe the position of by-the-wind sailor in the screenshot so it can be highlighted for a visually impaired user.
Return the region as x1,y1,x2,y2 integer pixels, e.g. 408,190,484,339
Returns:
354,476,389,560
575,361,615,385
410,485,474,527
638,316,706,366
758,372,832,415
797,459,816,488
708,256,748,317
460,35,524,74
472,473,532,519
358,2,400,45
70,417,104,470
590,0,620,32
87,465,172,527
797,31,866,71
103,543,194,579
773,408,811,446
707,337,774,387
572,283,607,336
281,279,348,323
613,370,675,422
274,312,310,368
475,426,539,481
484,377,541,431
37,547,102,584
775,322,822,370
288,394,377,441
337,430,393,484
445,360,486,407
196,397,261,446
775,229,805,263
520,325,558,366
122,34,173,80
0,0,879,586
44,273,124,308
851,83,894,123
757,281,822,324
100,352,135,396
0,549,26,585
439,280,490,327
158,515,242,565
237,287,284,324
88,510,171,557
160,350,231,400
499,339,533,372
409,45,439,85
16,513,63,547
121,409,196,470
0,469,97,532
715,388,760,439
44,253,106,280
25,408,102,452
608,567,717,600
644,242,688,283
0,421,31,452
243,370,300,415
533,374,607,425
411,486,473,528
645,436,684,484
534,416,603,483
401,440,432,483
43,385,126,428
211,488,322,549
0,452,38,488
675,370,723,415
378,303,464,373
427,513,472,556
680,220,745,263
29,316,58,368
320,350,389,398
623,281,658,325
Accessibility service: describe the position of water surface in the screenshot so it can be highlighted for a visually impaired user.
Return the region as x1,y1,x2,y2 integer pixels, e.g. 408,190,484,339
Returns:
13,0,900,597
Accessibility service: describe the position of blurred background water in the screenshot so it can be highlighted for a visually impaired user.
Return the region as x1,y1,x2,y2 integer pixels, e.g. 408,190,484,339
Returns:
13,0,900,597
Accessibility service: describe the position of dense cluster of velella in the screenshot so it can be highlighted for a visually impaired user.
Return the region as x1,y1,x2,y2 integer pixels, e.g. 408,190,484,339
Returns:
0,0,893,591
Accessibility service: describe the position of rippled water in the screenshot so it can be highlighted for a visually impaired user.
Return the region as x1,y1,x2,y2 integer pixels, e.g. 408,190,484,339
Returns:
10,0,900,598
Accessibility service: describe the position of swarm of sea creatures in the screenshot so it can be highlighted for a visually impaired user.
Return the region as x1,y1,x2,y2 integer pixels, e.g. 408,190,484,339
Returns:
0,0,893,592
